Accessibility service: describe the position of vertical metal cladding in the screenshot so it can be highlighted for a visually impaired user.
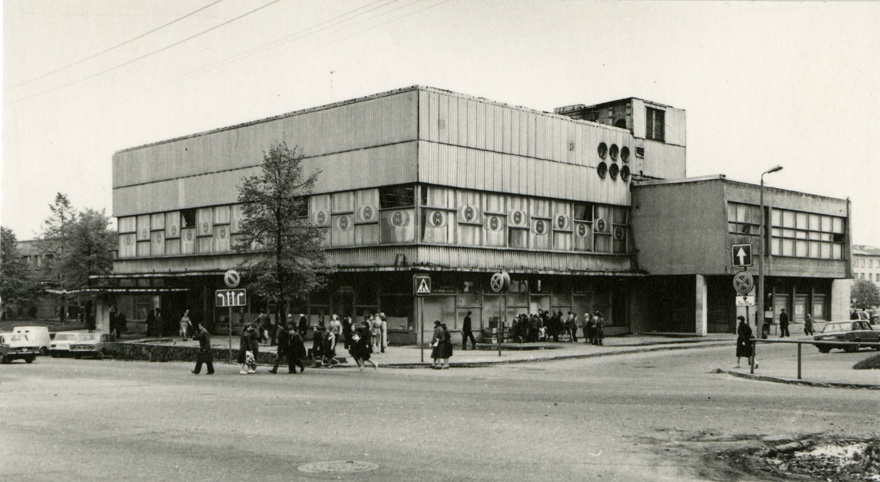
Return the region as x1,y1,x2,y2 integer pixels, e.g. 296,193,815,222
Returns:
417,88,633,206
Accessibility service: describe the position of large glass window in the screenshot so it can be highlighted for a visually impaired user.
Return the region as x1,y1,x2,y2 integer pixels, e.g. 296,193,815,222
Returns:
646,107,665,142
727,202,761,236
770,207,845,259
380,185,415,209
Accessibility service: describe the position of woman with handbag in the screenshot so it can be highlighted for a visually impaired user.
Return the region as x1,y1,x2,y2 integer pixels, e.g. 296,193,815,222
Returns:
430,320,444,369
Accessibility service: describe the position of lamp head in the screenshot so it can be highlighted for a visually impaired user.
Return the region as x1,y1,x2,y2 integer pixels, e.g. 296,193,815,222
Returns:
765,165,784,174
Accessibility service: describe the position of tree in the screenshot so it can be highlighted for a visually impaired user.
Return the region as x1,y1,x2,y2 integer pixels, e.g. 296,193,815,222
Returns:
851,278,880,310
234,142,326,320
0,226,34,315
38,194,116,321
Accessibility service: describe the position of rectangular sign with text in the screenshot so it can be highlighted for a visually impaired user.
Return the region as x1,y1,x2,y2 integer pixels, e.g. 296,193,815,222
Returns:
215,289,247,307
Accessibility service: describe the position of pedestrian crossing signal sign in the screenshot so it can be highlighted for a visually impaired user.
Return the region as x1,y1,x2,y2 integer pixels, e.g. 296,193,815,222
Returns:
413,274,431,296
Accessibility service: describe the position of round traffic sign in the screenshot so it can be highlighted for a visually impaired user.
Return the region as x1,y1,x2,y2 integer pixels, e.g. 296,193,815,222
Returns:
733,271,754,295
224,269,241,288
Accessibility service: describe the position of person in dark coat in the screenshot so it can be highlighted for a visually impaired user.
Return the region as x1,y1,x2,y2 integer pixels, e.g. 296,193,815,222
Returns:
440,323,453,369
804,313,814,336
349,321,377,371
342,315,353,350
269,321,290,374
592,311,605,346
461,311,476,350
297,314,309,338
146,309,156,337
191,322,214,375
778,309,790,338
237,323,259,374
288,326,307,374
583,312,593,343
430,320,444,369
735,316,756,369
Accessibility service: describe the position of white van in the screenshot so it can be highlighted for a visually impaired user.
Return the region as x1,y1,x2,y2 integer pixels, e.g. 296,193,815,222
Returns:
13,326,51,355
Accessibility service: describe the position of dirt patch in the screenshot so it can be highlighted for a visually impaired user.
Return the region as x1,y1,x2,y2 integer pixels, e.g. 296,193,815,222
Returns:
716,437,880,481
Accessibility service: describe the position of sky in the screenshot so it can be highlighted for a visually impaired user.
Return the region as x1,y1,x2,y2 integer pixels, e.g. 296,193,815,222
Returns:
2,0,879,246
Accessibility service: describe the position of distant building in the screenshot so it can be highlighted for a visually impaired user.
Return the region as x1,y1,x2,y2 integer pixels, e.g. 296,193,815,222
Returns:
95,85,853,340
853,245,880,287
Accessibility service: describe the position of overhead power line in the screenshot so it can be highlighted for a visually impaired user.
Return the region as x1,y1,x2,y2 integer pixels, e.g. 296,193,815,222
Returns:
5,0,281,106
5,0,227,92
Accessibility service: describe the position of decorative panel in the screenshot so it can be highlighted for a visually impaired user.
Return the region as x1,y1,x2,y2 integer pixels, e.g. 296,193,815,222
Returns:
165,211,180,239
422,209,454,244
198,237,213,254
332,192,354,214
231,204,246,234
136,215,150,241
118,216,136,234
354,224,379,245
213,225,231,252
151,230,165,256
213,205,230,225
136,241,150,257
355,189,380,224
311,194,332,226
118,234,136,258
165,239,181,256
181,228,196,254
150,213,165,231
331,214,354,246
484,214,506,247
380,209,415,244
197,208,213,237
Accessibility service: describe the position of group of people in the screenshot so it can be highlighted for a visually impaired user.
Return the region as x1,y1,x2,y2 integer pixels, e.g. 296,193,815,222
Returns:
430,320,453,369
509,310,605,345
196,312,385,376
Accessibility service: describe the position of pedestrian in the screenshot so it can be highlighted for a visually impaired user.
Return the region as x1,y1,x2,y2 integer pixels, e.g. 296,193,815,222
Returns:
567,311,578,342
268,320,290,374
430,320,444,369
109,307,118,340
369,314,382,354
329,314,343,340
191,322,214,375
379,312,388,353
287,326,307,374
341,315,353,350
440,322,453,369
349,321,378,371
297,314,309,338
779,309,790,338
237,323,259,374
311,326,325,362
804,313,814,336
322,326,338,367
154,308,163,337
256,309,273,345
592,311,605,346
117,312,127,337
735,316,756,369
179,309,194,341
583,312,593,343
461,311,476,350
146,308,156,337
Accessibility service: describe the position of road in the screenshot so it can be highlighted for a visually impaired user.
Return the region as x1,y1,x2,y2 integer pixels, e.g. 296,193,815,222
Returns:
1,344,877,481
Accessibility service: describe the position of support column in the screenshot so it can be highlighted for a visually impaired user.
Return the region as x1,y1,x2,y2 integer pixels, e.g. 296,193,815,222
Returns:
695,275,708,336
831,279,853,321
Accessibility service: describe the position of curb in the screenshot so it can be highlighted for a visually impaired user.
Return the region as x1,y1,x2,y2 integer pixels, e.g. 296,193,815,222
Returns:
714,368,880,390
382,340,731,368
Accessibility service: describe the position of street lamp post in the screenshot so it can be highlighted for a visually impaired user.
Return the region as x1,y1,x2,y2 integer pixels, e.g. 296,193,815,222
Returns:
757,165,783,342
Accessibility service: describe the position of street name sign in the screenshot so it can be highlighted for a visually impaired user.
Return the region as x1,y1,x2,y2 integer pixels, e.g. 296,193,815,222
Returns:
215,289,247,307
732,244,753,267
736,295,756,307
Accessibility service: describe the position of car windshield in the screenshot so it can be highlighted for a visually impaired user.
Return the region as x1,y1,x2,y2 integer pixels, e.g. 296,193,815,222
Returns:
11,334,29,342
55,333,79,341
78,333,100,341
820,323,855,333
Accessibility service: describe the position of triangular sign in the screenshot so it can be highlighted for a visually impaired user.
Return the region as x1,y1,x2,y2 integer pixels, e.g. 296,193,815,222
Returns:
417,279,431,294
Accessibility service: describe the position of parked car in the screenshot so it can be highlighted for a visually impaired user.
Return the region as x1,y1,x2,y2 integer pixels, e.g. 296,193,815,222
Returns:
0,333,40,363
813,320,880,353
13,326,51,355
70,333,112,359
50,332,81,357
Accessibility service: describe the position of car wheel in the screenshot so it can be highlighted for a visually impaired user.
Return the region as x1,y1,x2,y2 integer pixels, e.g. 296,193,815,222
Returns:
844,345,857,353
74,355,81,359
25,356,35,364
0,354,6,363
96,351,104,360
40,347,48,356
818,347,830,354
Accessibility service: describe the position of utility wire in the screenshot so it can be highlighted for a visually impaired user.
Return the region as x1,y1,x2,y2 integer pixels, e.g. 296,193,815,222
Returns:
125,0,400,101
5,0,281,106
5,0,226,92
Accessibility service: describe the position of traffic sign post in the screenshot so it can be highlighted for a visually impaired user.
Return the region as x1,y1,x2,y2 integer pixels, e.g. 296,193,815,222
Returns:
732,244,753,267
413,274,431,363
216,287,247,363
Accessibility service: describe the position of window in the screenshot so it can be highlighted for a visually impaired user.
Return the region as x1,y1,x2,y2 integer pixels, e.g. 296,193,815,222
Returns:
770,208,845,259
380,185,415,209
646,107,665,142
727,202,760,235
180,209,196,228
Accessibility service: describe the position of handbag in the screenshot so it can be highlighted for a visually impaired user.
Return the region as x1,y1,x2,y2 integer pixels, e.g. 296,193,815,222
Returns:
245,350,256,370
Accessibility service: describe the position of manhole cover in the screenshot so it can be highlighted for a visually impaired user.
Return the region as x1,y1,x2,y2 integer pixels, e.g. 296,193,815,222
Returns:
298,461,378,474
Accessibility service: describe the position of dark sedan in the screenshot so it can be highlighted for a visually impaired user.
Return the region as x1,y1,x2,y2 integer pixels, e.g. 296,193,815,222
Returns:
813,320,880,353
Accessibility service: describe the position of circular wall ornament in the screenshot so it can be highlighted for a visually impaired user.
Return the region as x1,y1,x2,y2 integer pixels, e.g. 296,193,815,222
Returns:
595,218,607,232
338,216,350,230
487,216,501,232
315,211,327,225
609,144,619,160
201,222,209,234
533,219,546,235
185,230,193,241
140,228,148,239
597,142,608,159
512,210,524,226
170,225,178,236
429,211,444,227
614,226,625,241
393,210,410,227
361,206,374,222
125,235,133,246
463,205,476,222
576,223,588,237
219,226,227,238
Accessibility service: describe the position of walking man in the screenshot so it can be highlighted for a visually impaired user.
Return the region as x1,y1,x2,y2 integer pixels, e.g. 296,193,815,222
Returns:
779,308,790,338
192,322,214,375
461,311,476,350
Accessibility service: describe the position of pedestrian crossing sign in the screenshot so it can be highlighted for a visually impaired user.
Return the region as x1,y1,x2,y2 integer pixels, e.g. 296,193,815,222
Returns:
413,274,431,296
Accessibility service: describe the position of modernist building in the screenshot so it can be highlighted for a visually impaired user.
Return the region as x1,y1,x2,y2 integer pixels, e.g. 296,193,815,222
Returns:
100,85,852,342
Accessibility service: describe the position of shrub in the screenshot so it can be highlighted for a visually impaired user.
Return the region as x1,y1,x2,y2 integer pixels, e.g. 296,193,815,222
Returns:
853,353,880,370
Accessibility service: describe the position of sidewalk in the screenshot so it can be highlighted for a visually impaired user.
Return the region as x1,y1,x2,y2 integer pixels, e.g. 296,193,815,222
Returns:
143,333,880,388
